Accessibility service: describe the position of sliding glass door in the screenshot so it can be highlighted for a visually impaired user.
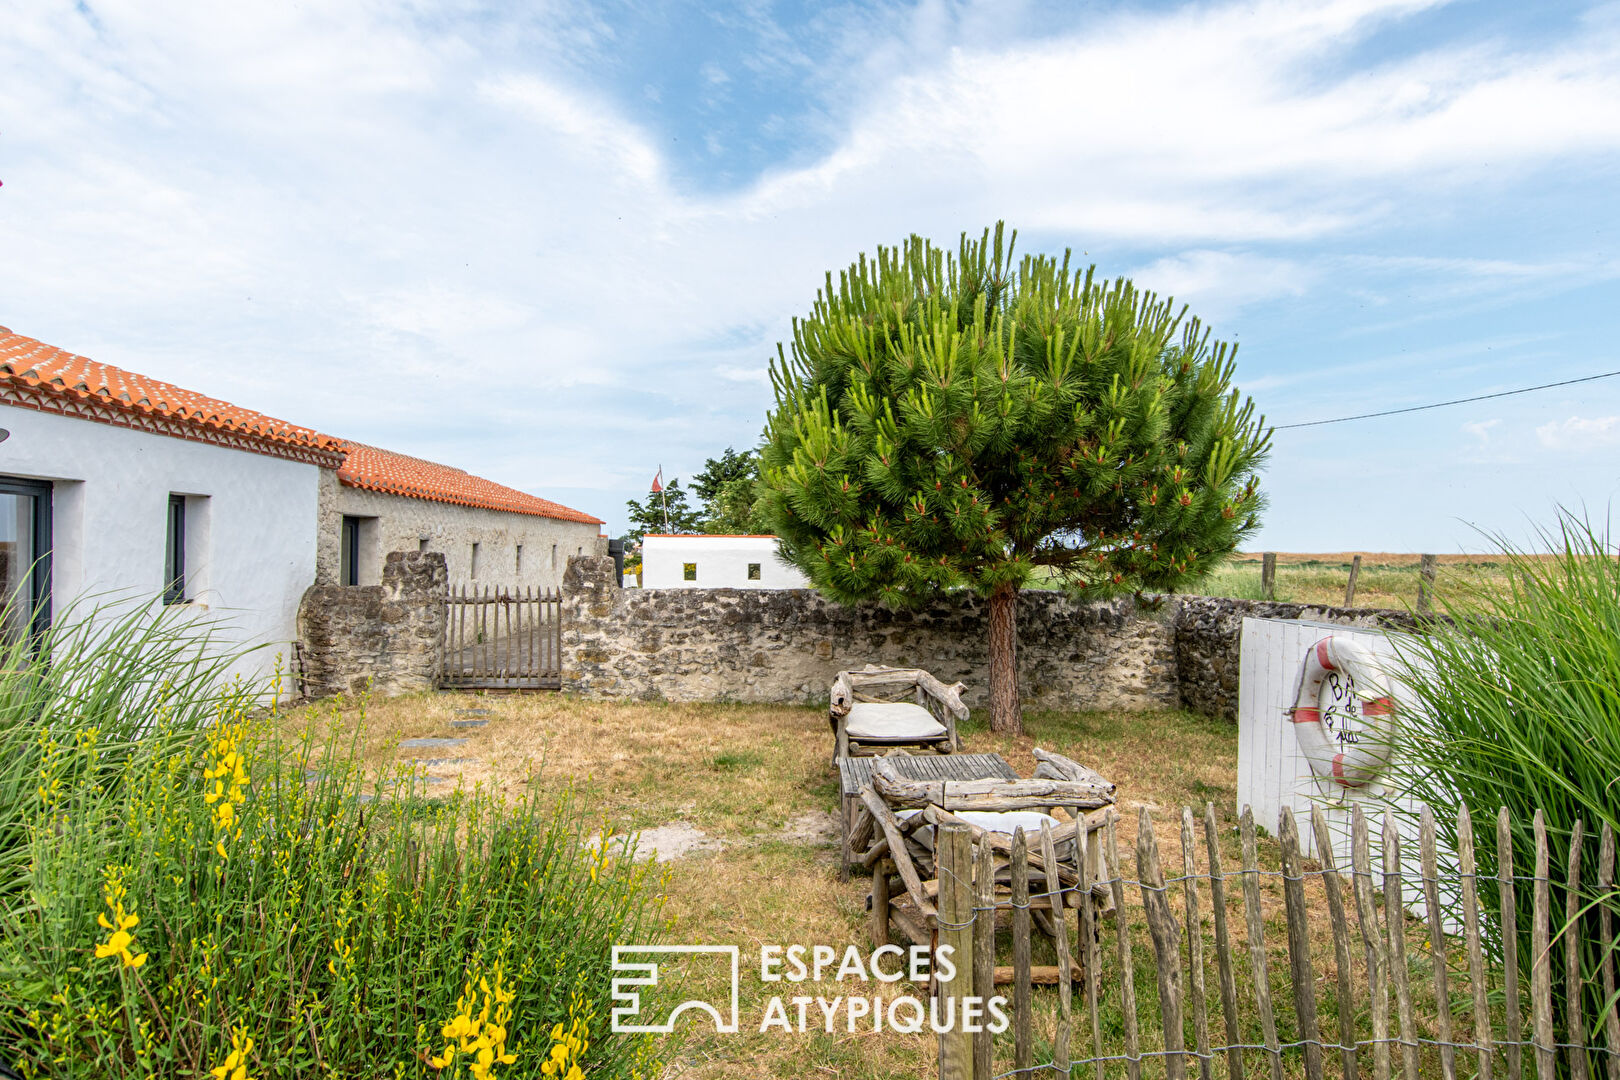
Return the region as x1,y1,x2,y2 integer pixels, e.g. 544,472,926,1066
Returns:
0,476,52,647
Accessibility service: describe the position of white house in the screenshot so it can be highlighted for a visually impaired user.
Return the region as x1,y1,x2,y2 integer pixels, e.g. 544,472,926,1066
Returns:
0,326,604,685
640,534,808,589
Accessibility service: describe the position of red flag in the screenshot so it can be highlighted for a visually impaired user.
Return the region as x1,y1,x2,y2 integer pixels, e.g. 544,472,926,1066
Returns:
650,468,663,494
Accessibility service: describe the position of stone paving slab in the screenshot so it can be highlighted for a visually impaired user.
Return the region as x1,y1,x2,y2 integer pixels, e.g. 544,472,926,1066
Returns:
399,738,468,749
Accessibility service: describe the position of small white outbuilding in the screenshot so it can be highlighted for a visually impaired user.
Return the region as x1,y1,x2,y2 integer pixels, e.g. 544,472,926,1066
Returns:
640,534,808,590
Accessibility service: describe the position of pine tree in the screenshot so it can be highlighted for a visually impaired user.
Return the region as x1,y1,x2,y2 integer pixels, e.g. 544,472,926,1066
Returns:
757,225,1271,734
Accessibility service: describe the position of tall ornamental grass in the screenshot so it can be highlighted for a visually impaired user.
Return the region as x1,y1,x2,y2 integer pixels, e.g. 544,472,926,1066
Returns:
0,600,669,1079
1387,514,1620,1051
0,595,249,915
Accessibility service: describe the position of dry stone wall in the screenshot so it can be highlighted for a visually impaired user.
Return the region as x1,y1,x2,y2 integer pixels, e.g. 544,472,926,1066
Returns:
297,550,447,698
1170,595,1422,721
561,556,1179,711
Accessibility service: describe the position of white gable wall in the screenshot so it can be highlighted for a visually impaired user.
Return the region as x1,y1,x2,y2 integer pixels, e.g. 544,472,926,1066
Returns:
641,535,808,589
0,405,319,687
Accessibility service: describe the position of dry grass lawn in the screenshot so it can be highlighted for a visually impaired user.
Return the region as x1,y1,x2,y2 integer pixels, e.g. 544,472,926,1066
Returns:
291,692,1470,1080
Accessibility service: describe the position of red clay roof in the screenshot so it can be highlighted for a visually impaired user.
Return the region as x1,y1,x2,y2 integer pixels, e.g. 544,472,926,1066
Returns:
0,326,603,524
334,442,603,524
0,326,342,464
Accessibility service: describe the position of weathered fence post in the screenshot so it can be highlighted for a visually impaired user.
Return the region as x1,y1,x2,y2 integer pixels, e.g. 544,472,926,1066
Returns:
1310,808,1360,1080
1498,809,1525,1080
1181,809,1213,1080
1261,552,1277,601
1345,554,1362,607
1566,820,1590,1080
1205,804,1245,1080
1042,821,1074,1079
1417,553,1438,614
1533,810,1556,1080
1139,810,1187,1080
1011,828,1033,1078
1278,808,1324,1080
1108,812,1144,1080
1457,804,1494,1080
1419,806,1457,1080
1351,805,1392,1080
1384,812,1420,1080
936,822,973,1080
1241,807,1284,1080
973,834,994,1080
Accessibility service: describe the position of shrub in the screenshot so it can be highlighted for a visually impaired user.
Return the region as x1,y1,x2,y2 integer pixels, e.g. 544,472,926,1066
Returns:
1387,513,1620,1051
0,609,668,1079
0,596,251,915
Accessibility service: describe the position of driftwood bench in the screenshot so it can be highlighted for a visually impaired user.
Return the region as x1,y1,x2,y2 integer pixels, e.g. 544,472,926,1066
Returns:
829,665,968,758
850,748,1117,983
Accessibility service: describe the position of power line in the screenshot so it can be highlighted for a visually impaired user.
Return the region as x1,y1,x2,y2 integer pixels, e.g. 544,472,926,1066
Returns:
1272,368,1620,430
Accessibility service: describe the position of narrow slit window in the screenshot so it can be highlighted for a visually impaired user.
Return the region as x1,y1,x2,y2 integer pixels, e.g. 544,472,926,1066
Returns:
683,562,697,582
551,544,557,569
747,563,761,581
164,495,186,604
516,544,523,572
418,537,429,553
470,542,481,580
340,515,362,586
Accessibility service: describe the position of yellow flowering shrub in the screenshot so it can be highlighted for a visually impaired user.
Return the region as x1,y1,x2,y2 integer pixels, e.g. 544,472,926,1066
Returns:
0,685,671,1079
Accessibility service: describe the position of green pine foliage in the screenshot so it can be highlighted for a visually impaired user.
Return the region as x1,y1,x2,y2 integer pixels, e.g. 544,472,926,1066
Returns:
757,224,1271,606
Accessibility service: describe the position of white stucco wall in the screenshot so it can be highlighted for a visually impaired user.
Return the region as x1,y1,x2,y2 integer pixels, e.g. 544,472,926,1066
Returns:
641,535,808,590
0,404,320,686
315,470,604,590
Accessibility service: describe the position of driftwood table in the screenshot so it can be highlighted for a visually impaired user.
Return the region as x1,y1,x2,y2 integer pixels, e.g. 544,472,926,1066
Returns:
850,748,1118,984
837,752,1019,878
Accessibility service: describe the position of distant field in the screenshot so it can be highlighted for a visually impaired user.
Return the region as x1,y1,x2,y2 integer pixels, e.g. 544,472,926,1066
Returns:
1189,552,1515,610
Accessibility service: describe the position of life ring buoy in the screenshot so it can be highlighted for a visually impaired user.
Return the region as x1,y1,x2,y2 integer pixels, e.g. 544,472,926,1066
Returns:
1287,636,1396,788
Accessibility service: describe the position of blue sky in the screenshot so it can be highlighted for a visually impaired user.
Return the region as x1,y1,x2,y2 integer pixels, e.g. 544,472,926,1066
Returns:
3,0,1618,550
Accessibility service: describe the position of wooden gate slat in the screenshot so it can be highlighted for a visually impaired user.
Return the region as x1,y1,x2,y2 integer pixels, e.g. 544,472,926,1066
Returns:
1500,809,1525,1080
1456,804,1494,1080
1420,806,1457,1080
1108,812,1144,1080
1279,808,1324,1080
1183,808,1213,1080
1241,807,1284,1080
1310,808,1359,1080
1384,812,1420,1080
1351,806,1391,1080
1567,820,1590,1080
1205,804,1245,1080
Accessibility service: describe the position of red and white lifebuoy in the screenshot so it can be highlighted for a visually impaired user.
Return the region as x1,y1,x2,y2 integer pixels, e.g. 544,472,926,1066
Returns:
1287,636,1396,788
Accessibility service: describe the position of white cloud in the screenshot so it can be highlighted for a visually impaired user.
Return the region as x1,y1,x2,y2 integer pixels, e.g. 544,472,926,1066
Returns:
1536,416,1620,453
1,0,1619,534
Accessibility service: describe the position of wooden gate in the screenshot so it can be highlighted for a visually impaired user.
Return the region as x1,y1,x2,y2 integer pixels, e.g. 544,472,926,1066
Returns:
440,586,561,690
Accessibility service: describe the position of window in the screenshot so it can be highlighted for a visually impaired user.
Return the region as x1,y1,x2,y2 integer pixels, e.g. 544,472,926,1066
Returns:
747,563,761,581
0,475,52,646
418,537,429,553
340,515,362,586
163,495,186,604
470,542,481,580
515,544,523,572
551,544,557,569
683,562,697,582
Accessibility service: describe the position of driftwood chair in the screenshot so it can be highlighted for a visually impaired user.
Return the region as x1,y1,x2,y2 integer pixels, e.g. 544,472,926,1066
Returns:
850,748,1117,983
829,665,968,758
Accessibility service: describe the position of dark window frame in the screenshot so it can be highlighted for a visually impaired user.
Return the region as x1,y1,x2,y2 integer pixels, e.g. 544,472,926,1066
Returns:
747,563,761,581
682,562,697,582
0,475,53,639
340,515,362,586
163,494,187,605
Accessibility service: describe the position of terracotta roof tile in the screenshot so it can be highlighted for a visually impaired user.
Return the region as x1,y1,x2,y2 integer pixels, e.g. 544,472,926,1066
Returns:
0,326,340,462
0,327,604,525
333,442,603,524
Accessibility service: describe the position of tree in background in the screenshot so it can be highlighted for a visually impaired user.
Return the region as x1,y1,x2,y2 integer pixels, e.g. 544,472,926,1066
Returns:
692,447,767,534
623,478,701,547
756,224,1270,734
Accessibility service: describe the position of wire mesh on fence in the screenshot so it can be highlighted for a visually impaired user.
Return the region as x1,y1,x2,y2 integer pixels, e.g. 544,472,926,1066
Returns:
917,801,1619,1080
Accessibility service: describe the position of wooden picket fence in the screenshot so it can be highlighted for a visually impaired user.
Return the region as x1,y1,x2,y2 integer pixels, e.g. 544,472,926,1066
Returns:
934,802,1618,1080
439,585,561,690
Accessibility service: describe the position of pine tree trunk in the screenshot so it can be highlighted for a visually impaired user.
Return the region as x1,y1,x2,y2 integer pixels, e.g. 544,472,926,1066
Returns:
987,581,1022,735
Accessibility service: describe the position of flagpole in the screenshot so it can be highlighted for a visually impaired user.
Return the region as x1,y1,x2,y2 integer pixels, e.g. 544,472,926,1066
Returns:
659,464,668,529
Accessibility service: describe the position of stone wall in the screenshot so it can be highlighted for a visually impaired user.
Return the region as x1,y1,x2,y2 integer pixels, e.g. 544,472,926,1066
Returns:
297,550,447,698
314,468,605,588
1170,595,1423,721
561,556,1179,711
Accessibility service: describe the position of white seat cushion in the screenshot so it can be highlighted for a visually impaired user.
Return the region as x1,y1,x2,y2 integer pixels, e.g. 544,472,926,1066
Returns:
952,810,1063,835
844,701,947,741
